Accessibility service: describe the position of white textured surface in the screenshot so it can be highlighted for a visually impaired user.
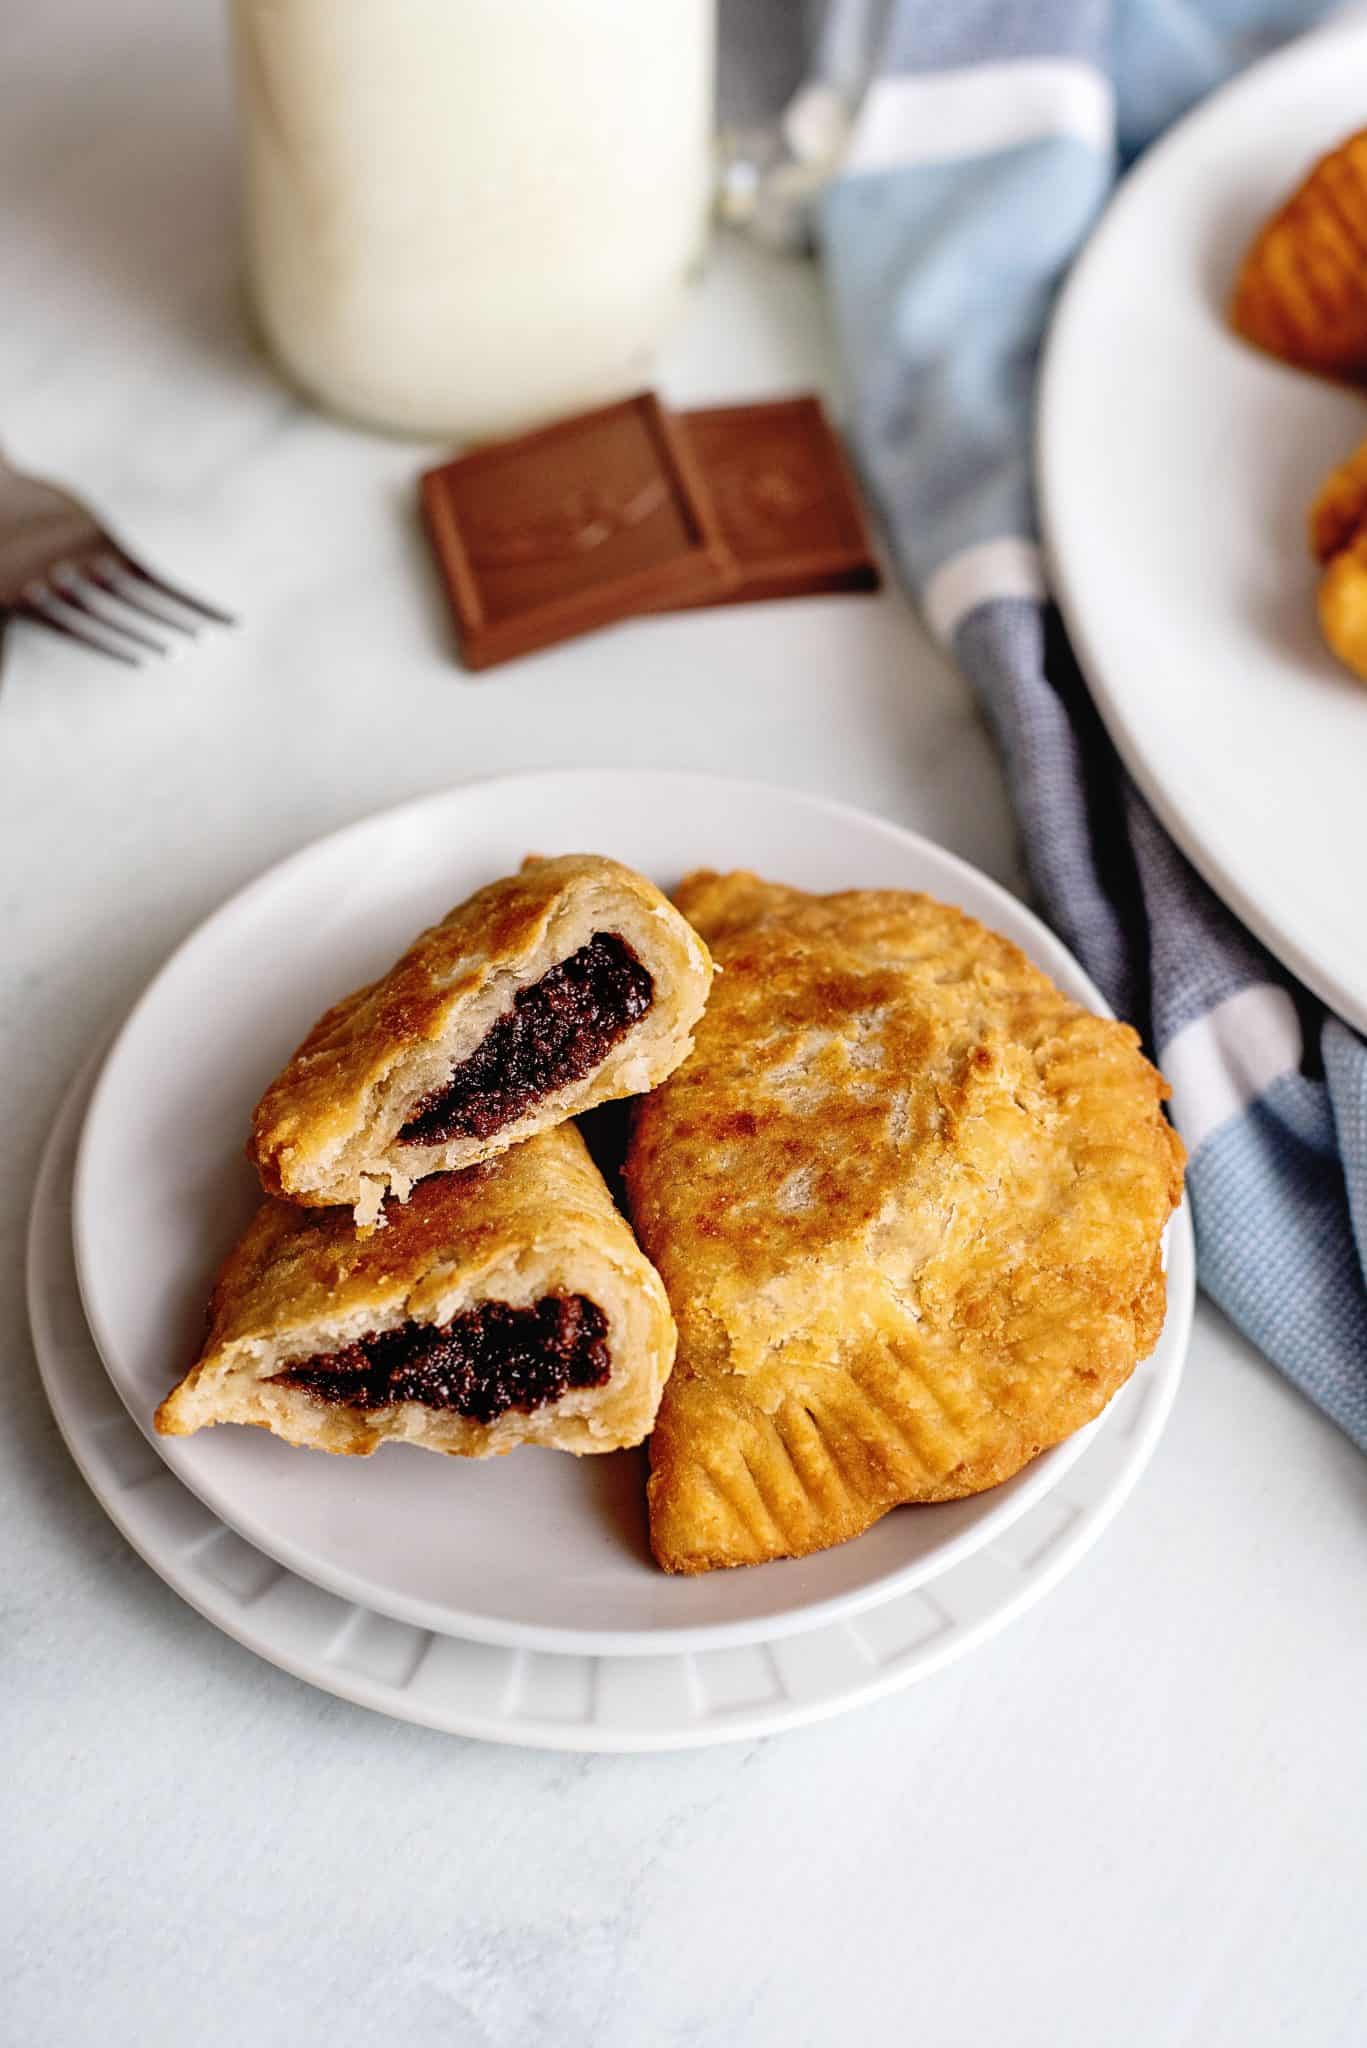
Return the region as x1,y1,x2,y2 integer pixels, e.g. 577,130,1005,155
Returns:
3,4,1367,2044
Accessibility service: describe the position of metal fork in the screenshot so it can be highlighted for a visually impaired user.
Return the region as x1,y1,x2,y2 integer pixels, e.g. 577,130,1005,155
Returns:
0,448,232,666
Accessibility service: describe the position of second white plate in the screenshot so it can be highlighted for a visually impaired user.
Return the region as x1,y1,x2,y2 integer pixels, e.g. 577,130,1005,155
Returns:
1039,24,1367,1030
73,771,1194,1655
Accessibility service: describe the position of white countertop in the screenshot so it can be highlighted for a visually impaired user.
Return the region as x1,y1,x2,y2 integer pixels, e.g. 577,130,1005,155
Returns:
4,6,1366,2045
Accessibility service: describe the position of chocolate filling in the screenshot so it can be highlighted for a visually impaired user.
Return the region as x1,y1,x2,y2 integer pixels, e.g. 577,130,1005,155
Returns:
268,1294,610,1425
398,930,654,1146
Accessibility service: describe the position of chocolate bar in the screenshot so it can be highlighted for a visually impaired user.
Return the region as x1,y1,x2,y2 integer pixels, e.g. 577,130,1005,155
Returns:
421,393,737,671
421,390,879,671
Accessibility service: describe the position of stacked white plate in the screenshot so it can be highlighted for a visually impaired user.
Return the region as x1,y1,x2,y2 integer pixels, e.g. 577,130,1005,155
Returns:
29,774,1194,1750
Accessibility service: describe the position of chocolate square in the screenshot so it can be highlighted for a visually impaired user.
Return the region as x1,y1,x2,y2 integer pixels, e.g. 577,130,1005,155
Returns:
422,393,738,670
680,395,881,604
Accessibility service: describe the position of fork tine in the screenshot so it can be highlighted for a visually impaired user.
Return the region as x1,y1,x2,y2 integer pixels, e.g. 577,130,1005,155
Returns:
114,549,235,626
84,557,198,637
50,572,173,655
17,596,142,666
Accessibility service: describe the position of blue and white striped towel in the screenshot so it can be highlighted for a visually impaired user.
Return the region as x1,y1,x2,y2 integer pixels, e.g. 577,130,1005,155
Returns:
788,0,1367,1445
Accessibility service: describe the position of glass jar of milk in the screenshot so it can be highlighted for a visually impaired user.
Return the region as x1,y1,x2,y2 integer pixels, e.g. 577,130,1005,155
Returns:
231,0,716,439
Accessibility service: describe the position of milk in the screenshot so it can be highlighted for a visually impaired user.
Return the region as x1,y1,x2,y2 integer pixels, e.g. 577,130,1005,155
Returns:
232,0,716,438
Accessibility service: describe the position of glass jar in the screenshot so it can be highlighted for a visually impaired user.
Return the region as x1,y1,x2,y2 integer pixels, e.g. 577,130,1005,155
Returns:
231,0,716,439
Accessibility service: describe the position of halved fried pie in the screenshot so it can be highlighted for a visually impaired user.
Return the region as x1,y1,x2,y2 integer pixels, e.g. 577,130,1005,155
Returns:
157,1123,675,1457
249,853,712,1225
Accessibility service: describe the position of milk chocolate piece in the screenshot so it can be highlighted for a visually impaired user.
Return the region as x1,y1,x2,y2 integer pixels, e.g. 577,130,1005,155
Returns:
422,393,738,670
681,396,881,604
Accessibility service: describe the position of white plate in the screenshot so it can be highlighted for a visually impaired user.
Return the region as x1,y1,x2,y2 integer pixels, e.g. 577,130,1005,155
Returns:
38,1057,1191,1750
1039,25,1367,1032
73,770,1194,1655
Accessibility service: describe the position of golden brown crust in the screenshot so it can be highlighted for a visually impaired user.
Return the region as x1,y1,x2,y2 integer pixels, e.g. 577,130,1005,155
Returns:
1317,528,1367,682
625,873,1185,1574
1309,434,1367,564
157,1123,676,1457
248,853,712,1219
1307,436,1367,683
1230,129,1367,383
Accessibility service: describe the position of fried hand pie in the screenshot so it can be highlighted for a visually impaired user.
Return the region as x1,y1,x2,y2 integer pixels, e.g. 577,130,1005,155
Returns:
626,873,1185,1574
